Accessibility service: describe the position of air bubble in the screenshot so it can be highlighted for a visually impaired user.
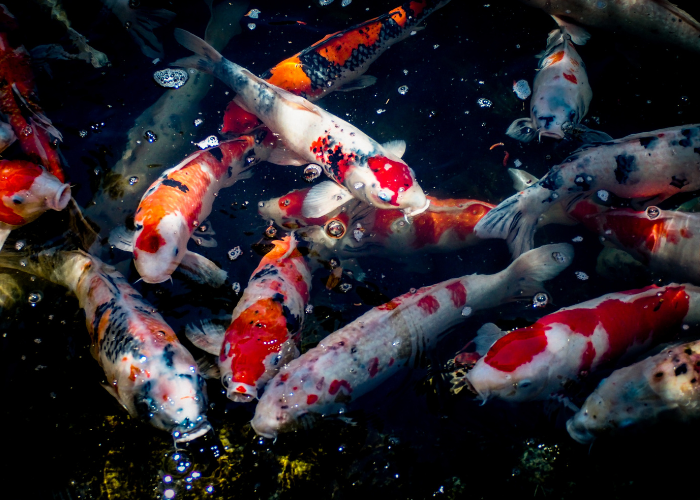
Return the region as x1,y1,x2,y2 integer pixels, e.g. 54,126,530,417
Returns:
14,240,25,251
79,130,88,138
265,226,277,238
461,306,472,317
597,190,609,202
28,291,43,305
144,130,157,143
194,118,204,127
153,68,189,89
376,109,386,114
532,293,549,308
646,206,660,220
512,80,531,100
305,304,314,314
398,85,409,95
196,135,219,149
228,246,243,261
325,219,346,238
572,236,583,242
339,283,352,292
575,271,589,280
248,23,256,30
353,182,364,190
477,98,492,108
303,164,322,182
128,176,139,185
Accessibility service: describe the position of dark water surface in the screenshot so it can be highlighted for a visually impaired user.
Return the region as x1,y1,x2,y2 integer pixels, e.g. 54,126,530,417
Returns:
3,0,700,498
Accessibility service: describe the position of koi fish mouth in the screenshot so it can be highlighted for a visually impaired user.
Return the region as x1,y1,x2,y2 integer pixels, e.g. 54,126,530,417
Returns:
401,199,431,219
173,420,213,443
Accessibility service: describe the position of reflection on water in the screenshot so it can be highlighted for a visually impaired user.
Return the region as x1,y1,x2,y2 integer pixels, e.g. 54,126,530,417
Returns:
3,0,700,498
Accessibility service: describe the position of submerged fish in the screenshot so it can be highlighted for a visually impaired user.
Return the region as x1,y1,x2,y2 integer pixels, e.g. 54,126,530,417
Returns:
251,243,573,438
173,29,428,219
507,16,594,142
187,236,312,402
109,135,271,285
573,204,700,285
101,0,175,59
221,0,451,135
567,337,700,443
0,271,22,312
519,0,700,54
475,125,700,257
0,247,211,441
0,6,65,182
0,159,71,250
466,284,696,403
0,119,15,152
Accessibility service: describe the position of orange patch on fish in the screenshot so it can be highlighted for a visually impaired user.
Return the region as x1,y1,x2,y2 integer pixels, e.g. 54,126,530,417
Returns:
317,23,382,66
563,73,578,84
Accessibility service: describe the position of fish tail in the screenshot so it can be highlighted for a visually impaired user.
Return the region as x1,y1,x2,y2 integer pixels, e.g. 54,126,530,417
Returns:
498,243,574,301
172,28,223,75
474,190,541,258
0,244,86,291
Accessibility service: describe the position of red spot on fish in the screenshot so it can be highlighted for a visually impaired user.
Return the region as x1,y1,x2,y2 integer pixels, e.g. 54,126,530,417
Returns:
307,394,318,404
0,159,43,225
563,73,577,84
135,225,166,253
328,379,352,395
368,357,379,378
129,365,140,381
221,101,262,135
485,324,548,372
388,357,395,366
681,228,693,239
417,295,440,315
367,156,414,206
446,282,467,308
280,373,289,382
581,341,596,372
236,385,247,393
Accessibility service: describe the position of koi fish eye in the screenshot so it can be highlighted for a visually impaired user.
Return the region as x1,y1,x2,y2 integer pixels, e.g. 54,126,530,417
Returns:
258,201,265,208
325,219,346,239
532,292,549,308
646,206,661,220
517,380,533,389
282,198,291,207
12,195,24,205
245,152,257,165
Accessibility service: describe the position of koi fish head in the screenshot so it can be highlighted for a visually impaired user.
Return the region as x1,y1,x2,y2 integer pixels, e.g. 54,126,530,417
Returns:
358,156,427,212
466,325,552,402
129,341,211,442
258,187,330,229
133,212,190,283
0,160,70,227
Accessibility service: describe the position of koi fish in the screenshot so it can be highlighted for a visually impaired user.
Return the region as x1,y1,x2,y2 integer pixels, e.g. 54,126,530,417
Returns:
222,0,451,136
173,29,428,219
573,204,700,284
567,337,700,443
507,16,595,142
0,247,211,441
519,0,700,54
109,135,272,285
475,125,700,257
186,236,312,402
251,243,573,438
0,159,71,250
0,271,21,312
0,6,65,182
466,284,698,403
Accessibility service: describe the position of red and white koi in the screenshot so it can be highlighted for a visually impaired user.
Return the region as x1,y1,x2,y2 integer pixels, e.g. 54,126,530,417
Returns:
507,16,592,142
0,247,211,442
251,243,573,438
476,125,700,257
173,30,428,219
222,0,451,136
0,5,65,182
187,236,312,402
466,284,700,403
110,135,272,284
567,337,700,444
0,159,71,250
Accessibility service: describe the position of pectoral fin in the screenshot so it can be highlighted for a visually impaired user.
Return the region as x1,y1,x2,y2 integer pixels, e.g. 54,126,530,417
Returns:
301,181,352,218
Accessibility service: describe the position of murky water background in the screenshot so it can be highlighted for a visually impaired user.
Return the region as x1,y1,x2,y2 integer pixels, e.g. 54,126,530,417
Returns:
3,0,700,498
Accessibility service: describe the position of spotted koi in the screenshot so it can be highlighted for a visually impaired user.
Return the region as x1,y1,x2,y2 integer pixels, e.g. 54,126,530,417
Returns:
466,284,700,404
251,243,573,438
0,5,65,181
476,124,700,258
0,247,211,442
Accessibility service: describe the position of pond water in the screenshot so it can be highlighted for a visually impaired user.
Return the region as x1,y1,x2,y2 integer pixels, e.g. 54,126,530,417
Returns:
3,0,700,498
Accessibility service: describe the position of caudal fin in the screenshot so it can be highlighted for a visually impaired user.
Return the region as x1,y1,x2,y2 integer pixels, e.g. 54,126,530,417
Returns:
172,28,222,74
498,243,574,301
474,190,542,258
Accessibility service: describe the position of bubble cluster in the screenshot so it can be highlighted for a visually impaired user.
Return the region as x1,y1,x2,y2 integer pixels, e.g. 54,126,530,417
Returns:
228,246,243,261
339,283,352,292
232,282,241,293
477,98,492,108
128,176,139,185
575,271,589,281
305,304,314,314
196,135,219,149
512,80,531,100
144,130,157,143
153,68,189,89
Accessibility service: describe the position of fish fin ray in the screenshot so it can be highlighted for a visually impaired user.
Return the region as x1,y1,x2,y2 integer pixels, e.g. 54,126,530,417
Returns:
301,181,352,218
176,251,227,287
474,323,507,356
108,226,134,252
381,139,407,159
185,320,225,355
499,243,574,301
337,75,377,92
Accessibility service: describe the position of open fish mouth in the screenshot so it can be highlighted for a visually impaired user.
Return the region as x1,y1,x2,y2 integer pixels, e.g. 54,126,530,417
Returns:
402,199,431,219
173,420,213,443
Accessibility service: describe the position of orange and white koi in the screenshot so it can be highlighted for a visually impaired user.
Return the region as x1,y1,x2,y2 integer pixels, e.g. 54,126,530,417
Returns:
173,30,428,219
567,337,700,443
251,243,572,438
0,5,65,182
0,159,70,249
476,125,700,258
186,236,312,402
466,284,699,404
222,0,451,136
110,135,273,284
0,247,211,442
507,16,593,142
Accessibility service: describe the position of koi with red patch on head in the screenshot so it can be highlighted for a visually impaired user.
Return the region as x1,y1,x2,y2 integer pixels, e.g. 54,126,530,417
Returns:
0,159,71,249
251,243,573,438
0,16,65,181
467,284,697,403
507,16,593,143
131,136,268,284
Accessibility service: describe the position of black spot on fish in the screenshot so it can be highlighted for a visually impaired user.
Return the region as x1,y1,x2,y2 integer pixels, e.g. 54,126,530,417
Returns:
538,115,555,129
282,304,301,334
272,293,285,303
670,176,689,189
614,154,637,184
134,381,155,419
251,264,279,281
675,363,688,376
539,169,562,193
162,344,175,368
162,178,190,193
654,372,663,378
639,136,658,149
208,147,224,162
